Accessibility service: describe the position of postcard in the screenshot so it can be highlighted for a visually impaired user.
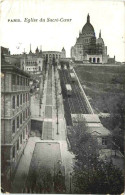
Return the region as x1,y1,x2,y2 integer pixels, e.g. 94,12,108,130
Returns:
0,0,124,194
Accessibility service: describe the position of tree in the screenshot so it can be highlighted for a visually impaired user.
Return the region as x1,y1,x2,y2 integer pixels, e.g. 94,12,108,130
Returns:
72,160,124,194
68,117,124,194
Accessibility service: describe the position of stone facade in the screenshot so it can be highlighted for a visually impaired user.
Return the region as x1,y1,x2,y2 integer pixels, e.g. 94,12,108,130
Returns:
42,48,66,64
1,60,31,190
71,14,109,64
20,47,43,73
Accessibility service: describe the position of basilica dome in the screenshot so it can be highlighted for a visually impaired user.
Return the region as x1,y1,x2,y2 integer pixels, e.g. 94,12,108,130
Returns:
96,37,104,45
96,31,104,45
82,14,95,36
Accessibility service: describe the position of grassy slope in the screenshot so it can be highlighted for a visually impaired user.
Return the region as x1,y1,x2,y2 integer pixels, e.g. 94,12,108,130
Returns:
74,65,125,113
75,65,125,153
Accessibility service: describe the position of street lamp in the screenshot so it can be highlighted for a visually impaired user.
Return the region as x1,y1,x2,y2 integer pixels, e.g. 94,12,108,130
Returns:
69,172,72,193
39,98,41,117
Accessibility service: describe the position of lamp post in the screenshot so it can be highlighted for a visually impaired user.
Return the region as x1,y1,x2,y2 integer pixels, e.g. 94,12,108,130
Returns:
39,99,41,117
69,172,72,193
56,98,59,135
55,77,59,135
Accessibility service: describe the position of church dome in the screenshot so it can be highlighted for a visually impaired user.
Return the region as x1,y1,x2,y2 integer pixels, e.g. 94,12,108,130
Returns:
96,38,104,45
82,14,95,36
96,31,104,45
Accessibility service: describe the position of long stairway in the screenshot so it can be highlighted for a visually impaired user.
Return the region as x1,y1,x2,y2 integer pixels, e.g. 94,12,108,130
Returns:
42,64,53,140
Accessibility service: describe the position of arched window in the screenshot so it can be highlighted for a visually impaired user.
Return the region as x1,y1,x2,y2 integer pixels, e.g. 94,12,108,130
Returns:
93,58,96,63
89,58,92,62
97,58,100,63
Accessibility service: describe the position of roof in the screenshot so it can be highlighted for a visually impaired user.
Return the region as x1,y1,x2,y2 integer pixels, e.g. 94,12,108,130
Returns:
88,125,111,136
96,37,104,45
82,114,101,123
66,84,72,90
70,73,75,78
82,14,95,36
1,63,30,77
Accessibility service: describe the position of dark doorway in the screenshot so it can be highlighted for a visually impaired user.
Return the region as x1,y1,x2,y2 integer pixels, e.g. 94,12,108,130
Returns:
93,58,96,63
97,58,100,63
89,57,92,63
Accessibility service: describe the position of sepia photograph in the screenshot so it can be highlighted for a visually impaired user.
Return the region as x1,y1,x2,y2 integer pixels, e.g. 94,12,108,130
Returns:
0,0,125,194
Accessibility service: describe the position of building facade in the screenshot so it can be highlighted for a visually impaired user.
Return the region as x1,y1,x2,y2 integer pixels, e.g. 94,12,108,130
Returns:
71,14,108,64
20,47,43,73
42,48,66,64
1,60,31,190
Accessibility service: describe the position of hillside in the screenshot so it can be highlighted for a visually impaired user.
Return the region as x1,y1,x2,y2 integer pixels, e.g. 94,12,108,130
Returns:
75,64,125,153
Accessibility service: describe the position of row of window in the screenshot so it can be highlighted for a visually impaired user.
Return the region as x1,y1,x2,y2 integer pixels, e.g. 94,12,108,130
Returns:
43,54,61,59
12,74,29,86
27,67,41,71
12,93,30,109
26,61,37,64
23,60,41,64
12,108,30,134
27,67,37,70
12,127,28,159
89,57,100,63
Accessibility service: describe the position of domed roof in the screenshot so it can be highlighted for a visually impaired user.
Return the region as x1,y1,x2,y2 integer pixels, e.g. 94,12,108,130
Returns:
96,31,104,45
96,38,104,45
82,14,95,36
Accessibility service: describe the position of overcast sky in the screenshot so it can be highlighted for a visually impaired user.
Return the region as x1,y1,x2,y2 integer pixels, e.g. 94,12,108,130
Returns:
0,0,124,61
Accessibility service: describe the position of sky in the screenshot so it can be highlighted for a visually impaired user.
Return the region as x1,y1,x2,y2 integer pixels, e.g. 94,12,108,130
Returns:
0,0,125,61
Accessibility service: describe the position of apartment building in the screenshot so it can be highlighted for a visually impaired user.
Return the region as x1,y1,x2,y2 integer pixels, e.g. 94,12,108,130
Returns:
1,59,31,190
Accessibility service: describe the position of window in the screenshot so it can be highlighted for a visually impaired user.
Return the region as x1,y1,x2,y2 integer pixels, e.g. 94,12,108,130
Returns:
28,93,30,101
102,137,107,145
20,77,22,85
17,76,19,85
23,130,25,139
17,116,19,129
26,109,28,118
12,96,15,109
26,78,27,86
12,74,16,85
25,78,27,86
25,93,27,102
89,58,92,62
97,58,100,63
20,134,22,144
23,111,25,121
20,113,22,124
28,108,30,116
12,146,15,158
12,120,15,134
17,139,19,151
93,58,96,63
23,94,25,103
27,79,29,86
23,78,25,86
17,95,19,107
26,126,28,135
20,94,22,105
